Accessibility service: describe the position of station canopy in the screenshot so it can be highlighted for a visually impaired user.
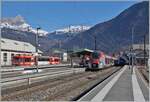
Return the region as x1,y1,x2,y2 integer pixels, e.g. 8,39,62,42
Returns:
71,48,94,57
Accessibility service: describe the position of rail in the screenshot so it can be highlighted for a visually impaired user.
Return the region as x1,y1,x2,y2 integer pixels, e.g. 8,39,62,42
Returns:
1,68,84,83
1,64,71,72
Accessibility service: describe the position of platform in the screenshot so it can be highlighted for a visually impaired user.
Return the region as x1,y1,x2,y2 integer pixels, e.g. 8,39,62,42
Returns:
79,65,149,102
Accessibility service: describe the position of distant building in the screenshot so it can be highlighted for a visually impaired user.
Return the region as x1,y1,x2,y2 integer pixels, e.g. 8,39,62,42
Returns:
1,38,42,66
132,44,149,66
133,44,149,50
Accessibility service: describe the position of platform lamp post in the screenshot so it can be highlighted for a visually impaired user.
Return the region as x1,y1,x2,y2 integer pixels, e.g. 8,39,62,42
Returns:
131,26,134,74
35,27,41,72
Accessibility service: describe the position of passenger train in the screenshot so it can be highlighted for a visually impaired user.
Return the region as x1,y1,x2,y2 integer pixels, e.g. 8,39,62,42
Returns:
85,51,116,71
12,54,61,66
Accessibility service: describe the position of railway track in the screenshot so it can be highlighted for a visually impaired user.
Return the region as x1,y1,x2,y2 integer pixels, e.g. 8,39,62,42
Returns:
2,64,70,72
1,68,84,90
1,66,122,101
2,67,73,78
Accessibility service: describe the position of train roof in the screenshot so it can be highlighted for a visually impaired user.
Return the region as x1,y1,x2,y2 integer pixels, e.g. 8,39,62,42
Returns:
13,55,33,58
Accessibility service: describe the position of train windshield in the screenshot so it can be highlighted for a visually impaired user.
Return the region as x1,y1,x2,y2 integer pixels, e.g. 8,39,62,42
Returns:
91,52,99,59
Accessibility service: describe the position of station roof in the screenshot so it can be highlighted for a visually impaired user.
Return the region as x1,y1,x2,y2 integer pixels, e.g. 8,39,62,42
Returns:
1,38,42,53
71,48,94,57
130,44,149,50
135,51,149,59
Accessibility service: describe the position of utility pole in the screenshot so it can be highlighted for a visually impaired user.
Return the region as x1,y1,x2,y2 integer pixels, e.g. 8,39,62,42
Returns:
59,40,62,59
35,27,41,72
143,34,146,68
68,25,73,68
131,27,134,74
94,35,97,51
80,25,84,49
129,48,131,69
0,23,1,70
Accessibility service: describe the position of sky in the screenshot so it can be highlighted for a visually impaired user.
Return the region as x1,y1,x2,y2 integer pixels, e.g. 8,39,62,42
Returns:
2,1,138,32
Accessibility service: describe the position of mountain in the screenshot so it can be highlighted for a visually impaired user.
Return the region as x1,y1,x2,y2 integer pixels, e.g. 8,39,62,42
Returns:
0,15,48,36
47,25,90,41
1,1,149,55
62,1,149,54
1,27,58,54
50,25,90,34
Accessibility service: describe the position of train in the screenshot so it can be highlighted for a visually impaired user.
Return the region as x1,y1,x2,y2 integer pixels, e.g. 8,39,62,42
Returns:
114,53,129,66
114,57,127,66
83,51,116,71
12,54,61,66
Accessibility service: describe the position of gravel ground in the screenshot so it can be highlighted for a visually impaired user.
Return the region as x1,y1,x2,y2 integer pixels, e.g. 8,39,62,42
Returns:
138,66,149,83
47,67,120,101
2,66,120,101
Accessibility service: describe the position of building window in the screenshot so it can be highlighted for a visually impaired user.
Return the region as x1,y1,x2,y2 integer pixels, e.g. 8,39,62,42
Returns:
11,53,14,60
24,44,29,46
14,42,18,45
3,53,7,62
1,40,5,43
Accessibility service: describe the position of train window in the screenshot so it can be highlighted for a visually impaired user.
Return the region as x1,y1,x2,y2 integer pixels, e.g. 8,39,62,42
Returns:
13,57,21,62
25,58,31,62
3,53,7,62
54,59,59,62
38,58,49,61
49,58,53,62
38,58,42,61
91,52,99,59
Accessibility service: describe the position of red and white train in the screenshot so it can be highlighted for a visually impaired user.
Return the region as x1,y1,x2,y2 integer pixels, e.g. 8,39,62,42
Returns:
12,54,61,66
81,51,116,70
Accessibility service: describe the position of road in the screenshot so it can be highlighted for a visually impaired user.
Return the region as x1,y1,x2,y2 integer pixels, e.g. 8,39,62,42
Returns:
78,65,149,102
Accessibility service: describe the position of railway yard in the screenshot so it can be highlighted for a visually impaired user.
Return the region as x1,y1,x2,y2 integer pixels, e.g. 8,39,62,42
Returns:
1,64,149,101
1,1,149,102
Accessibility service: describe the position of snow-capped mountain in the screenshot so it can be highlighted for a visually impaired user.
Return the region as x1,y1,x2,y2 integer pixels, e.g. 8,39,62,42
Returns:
0,15,48,36
51,25,91,34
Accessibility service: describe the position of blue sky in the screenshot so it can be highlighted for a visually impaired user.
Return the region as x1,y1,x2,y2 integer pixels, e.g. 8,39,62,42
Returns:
2,1,138,32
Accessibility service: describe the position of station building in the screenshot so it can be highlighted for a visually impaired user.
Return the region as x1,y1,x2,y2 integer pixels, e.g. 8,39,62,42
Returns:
1,38,42,66
133,44,149,66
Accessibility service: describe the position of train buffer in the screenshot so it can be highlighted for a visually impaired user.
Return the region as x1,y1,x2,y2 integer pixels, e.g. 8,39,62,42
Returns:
79,65,149,102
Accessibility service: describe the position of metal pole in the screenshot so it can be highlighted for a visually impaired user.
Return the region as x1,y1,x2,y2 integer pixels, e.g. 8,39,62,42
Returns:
59,40,62,59
144,35,146,68
68,25,73,68
81,25,84,48
36,27,40,72
94,35,97,51
0,20,1,76
129,48,131,69
131,27,134,74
